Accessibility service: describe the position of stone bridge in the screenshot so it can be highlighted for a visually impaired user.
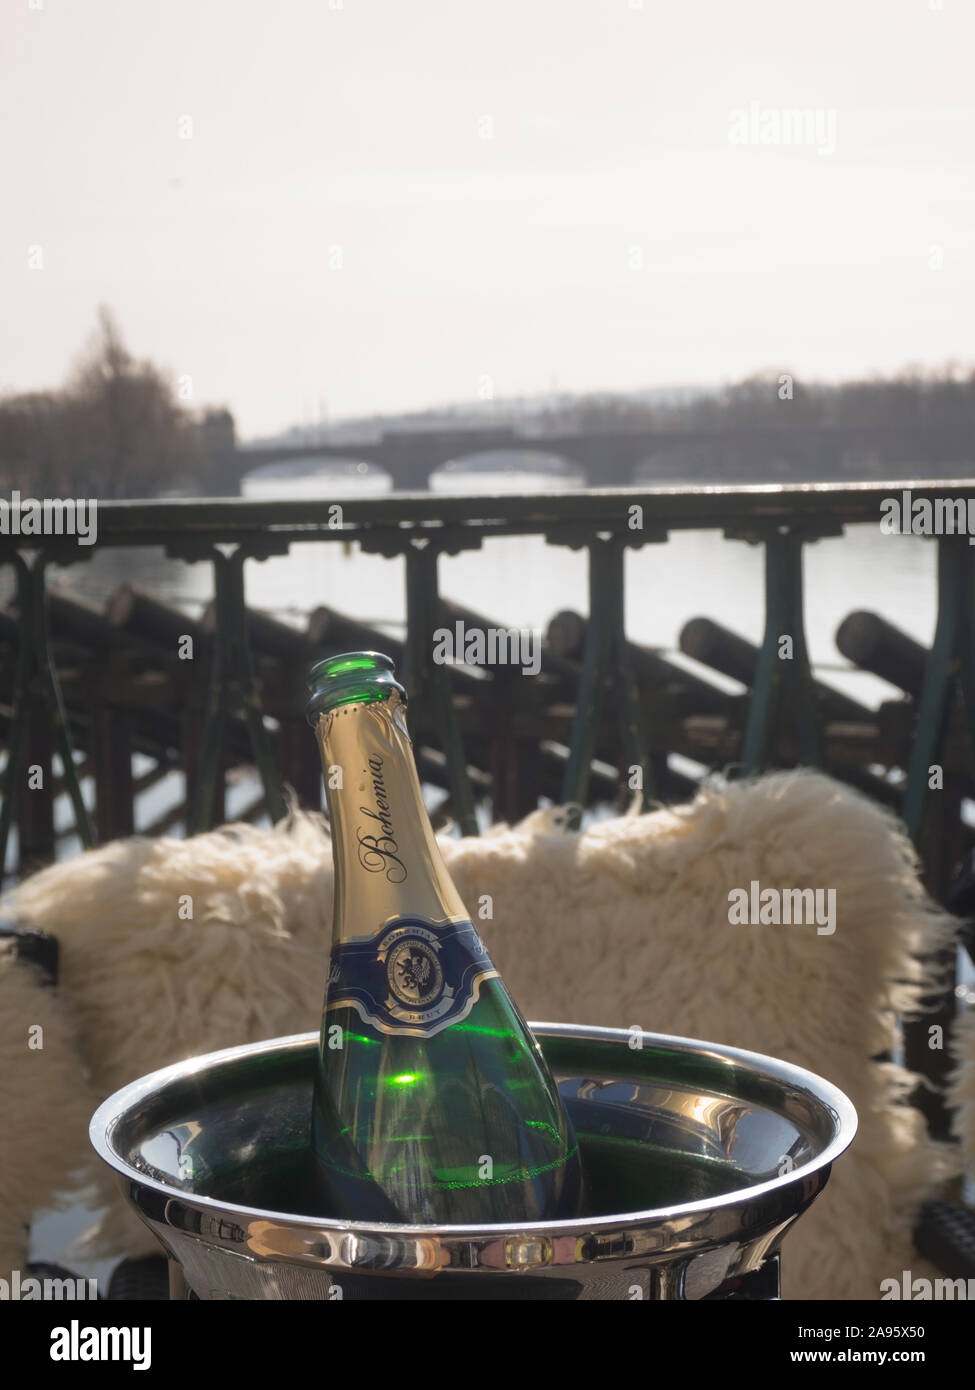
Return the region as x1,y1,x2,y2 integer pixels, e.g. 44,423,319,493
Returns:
199,416,967,496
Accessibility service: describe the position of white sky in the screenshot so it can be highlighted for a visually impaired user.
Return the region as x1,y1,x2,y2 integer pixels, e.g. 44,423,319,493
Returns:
1,0,972,439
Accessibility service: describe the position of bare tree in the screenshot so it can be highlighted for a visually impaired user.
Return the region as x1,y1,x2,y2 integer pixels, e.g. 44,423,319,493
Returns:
0,307,205,497
0,390,73,493
63,306,203,498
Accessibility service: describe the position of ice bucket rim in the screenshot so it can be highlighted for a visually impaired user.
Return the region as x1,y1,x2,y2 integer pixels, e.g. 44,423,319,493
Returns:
89,1021,857,1239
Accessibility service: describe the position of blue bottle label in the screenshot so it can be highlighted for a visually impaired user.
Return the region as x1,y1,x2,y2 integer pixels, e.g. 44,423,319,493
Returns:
325,916,500,1038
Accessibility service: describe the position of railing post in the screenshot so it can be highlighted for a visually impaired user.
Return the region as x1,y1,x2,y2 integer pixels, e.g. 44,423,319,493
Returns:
740,528,823,774
185,544,289,835
0,558,37,882
489,668,542,824
188,550,231,835
0,552,96,886
29,557,97,852
91,704,135,841
403,539,479,838
901,536,973,843
227,550,288,827
899,535,973,1139
560,540,614,819
403,540,433,712
560,535,654,822
20,696,55,875
606,538,654,811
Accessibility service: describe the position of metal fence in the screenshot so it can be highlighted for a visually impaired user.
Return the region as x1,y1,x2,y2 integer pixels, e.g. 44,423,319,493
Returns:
3,480,975,1129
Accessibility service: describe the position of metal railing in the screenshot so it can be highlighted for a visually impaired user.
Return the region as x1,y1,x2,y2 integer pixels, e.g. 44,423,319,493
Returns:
2,479,975,1130
2,482,974,852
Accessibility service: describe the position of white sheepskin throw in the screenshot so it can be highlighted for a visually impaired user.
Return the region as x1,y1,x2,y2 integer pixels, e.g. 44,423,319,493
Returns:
0,943,100,1276
2,768,958,1299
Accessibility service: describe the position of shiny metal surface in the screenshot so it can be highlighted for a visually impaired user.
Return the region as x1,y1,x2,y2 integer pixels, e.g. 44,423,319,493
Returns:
90,1023,857,1299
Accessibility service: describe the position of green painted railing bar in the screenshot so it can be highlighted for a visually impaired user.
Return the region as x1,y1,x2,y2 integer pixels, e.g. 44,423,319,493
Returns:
605,538,655,810
29,558,97,848
188,550,231,834
740,530,823,774
403,541,432,712
187,547,289,834
403,542,479,838
902,537,975,845
897,536,975,1140
560,541,615,820
560,538,654,818
226,550,289,829
2,480,973,549
0,553,96,877
0,560,40,876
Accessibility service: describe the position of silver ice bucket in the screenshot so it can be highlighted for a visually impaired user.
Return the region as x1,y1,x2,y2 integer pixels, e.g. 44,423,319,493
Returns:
90,1023,856,1300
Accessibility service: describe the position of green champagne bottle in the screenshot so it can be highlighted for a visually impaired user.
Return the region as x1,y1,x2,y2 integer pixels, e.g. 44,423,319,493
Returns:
307,651,585,1224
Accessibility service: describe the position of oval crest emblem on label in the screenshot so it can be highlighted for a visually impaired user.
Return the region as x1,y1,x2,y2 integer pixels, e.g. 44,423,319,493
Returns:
386,937,443,1008
324,916,499,1037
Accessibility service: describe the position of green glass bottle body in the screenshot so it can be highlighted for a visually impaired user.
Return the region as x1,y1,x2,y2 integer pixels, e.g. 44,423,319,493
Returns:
307,652,585,1224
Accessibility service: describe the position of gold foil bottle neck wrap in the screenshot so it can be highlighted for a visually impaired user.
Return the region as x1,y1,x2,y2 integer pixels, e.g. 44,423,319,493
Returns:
315,694,470,942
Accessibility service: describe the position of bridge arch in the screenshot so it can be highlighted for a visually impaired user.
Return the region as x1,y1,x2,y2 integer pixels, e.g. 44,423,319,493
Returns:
429,447,584,490
239,454,393,497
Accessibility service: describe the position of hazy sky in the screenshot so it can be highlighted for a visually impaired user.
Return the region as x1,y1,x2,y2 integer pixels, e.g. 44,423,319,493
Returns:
2,0,972,439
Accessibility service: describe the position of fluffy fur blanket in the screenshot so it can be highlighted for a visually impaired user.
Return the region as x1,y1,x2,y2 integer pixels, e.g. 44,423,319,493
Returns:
0,768,961,1299
0,942,98,1274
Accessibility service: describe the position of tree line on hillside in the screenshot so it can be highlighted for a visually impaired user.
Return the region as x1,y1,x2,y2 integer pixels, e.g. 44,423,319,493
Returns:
3,308,974,499
557,366,975,437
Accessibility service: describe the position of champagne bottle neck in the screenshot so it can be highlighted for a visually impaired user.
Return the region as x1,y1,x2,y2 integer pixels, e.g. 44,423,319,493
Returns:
314,694,469,939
